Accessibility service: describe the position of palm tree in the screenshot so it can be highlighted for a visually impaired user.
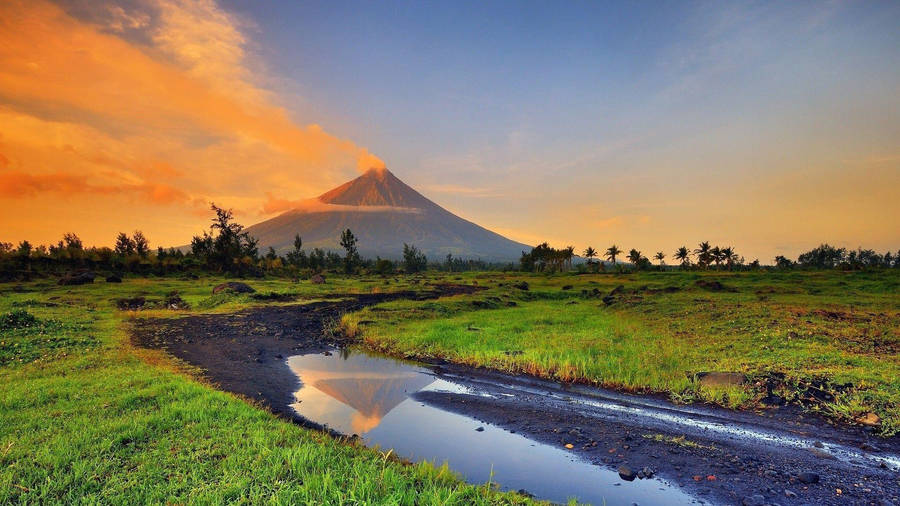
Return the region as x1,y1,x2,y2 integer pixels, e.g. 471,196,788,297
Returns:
694,241,712,269
654,251,666,267
583,246,597,272
674,246,690,267
722,247,739,270
605,245,622,265
565,245,575,271
627,248,642,265
711,246,724,269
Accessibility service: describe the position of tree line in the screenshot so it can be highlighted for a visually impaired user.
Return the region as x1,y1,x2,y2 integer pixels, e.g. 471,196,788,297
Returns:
0,204,508,281
520,241,899,273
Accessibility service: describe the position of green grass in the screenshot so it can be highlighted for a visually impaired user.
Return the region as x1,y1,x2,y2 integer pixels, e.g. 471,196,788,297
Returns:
342,270,900,435
0,276,534,505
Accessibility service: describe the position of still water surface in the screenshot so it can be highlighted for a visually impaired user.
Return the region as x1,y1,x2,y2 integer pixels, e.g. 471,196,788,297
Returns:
288,349,698,505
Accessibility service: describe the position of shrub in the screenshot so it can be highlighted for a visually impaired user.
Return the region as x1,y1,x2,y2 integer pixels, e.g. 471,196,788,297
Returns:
0,309,39,330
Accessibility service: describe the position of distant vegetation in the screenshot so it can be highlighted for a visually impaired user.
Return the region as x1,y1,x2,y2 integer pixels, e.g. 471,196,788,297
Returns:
1,204,897,282
518,242,898,273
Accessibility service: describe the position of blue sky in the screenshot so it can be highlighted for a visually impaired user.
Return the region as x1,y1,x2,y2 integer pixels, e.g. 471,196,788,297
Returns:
225,0,900,259
3,0,899,260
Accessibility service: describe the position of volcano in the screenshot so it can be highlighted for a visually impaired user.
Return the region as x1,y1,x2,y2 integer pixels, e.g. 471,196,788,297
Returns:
245,168,530,261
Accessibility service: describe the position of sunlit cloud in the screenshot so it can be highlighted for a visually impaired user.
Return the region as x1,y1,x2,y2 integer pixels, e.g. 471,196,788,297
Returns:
0,0,384,246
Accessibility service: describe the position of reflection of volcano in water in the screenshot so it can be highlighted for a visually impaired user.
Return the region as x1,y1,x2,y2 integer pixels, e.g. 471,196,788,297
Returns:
288,352,435,433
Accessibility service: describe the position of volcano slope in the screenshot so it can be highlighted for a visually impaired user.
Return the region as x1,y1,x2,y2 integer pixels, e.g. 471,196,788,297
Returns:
244,167,530,262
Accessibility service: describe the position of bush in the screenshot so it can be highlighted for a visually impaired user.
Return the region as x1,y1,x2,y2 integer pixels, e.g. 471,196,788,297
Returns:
0,309,39,330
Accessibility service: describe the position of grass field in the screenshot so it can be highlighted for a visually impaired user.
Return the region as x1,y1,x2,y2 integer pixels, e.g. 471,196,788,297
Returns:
0,277,532,505
342,270,900,435
2,269,897,504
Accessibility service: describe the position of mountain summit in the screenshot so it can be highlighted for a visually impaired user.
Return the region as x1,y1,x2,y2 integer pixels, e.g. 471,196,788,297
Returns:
245,168,530,261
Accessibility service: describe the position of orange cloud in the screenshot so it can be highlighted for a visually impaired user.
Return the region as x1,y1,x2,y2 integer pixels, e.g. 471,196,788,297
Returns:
0,170,190,204
0,0,385,246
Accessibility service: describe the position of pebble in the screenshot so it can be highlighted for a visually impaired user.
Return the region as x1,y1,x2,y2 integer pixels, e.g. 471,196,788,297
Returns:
797,472,820,484
618,465,636,481
742,494,765,506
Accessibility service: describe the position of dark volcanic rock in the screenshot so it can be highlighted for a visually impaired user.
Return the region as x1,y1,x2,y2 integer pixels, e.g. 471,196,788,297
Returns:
58,271,96,286
741,494,765,506
797,471,820,484
602,285,625,305
165,294,190,310
695,280,736,292
513,281,529,291
106,275,122,283
116,297,146,310
618,465,636,481
212,282,255,294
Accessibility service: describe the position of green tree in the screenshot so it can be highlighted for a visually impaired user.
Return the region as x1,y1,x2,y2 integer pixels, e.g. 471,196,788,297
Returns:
674,246,690,267
605,245,622,265
583,246,597,272
694,241,712,269
654,251,666,266
192,203,259,273
115,233,135,255
402,243,427,273
339,229,359,274
285,234,307,268
627,248,643,267
133,231,149,258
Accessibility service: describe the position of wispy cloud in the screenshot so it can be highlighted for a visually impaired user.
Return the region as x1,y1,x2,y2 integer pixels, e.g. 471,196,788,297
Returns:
423,184,503,198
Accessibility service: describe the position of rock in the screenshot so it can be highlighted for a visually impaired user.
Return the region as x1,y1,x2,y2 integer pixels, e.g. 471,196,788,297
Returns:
106,275,122,283
165,294,190,310
618,465,636,481
784,489,797,498
856,413,881,426
513,281,529,291
561,285,573,290
813,441,824,448
797,472,819,484
860,442,880,452
602,285,625,305
641,466,655,478
697,371,747,388
310,274,326,285
212,282,255,294
58,271,96,285
475,426,484,432
741,494,765,506
115,297,146,310
760,394,785,406
695,280,732,292
808,447,834,460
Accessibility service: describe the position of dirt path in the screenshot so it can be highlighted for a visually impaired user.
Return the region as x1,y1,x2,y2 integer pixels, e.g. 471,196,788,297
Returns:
132,287,900,506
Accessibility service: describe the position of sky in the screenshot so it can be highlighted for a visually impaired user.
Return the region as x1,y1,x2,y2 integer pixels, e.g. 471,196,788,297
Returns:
1,0,898,262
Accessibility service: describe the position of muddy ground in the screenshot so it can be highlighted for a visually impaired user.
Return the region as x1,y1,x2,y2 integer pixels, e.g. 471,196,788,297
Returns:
132,287,900,506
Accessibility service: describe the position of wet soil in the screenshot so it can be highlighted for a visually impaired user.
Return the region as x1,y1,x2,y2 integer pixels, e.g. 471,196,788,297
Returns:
132,286,900,505
131,285,480,422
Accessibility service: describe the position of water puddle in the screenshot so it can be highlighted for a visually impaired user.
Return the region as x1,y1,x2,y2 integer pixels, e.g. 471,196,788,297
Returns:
288,349,698,505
